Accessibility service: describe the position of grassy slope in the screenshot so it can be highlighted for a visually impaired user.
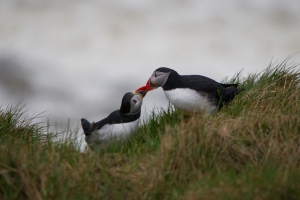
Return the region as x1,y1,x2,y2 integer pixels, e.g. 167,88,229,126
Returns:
0,58,300,200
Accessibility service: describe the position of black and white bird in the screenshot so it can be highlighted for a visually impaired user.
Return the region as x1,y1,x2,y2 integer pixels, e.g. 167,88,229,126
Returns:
136,67,243,114
81,90,146,150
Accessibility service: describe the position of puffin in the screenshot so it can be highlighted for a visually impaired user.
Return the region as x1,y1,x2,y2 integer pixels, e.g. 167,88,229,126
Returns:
136,67,243,114
81,88,147,150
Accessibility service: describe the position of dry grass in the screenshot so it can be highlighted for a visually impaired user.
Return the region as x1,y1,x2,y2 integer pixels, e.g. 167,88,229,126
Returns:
0,58,299,199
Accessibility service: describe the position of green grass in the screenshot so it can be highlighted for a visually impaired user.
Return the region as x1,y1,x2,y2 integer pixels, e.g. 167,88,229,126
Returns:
0,58,300,200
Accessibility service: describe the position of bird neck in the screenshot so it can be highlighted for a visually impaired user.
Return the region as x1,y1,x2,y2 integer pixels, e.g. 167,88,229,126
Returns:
162,72,181,90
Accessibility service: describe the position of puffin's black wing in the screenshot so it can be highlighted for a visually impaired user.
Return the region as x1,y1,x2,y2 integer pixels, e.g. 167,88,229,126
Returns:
180,75,241,103
179,75,224,94
91,110,141,131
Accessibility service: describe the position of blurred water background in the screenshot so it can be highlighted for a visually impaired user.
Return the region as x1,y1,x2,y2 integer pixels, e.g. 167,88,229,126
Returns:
1,0,300,140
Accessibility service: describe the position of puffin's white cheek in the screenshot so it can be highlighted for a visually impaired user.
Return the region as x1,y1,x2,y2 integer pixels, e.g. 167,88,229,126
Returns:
150,76,155,84
137,102,142,109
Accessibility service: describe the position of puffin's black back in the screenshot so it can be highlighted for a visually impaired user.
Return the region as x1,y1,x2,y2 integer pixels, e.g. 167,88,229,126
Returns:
160,68,221,94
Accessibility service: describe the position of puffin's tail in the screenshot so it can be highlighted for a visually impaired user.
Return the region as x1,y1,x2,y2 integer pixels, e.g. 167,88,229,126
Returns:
221,83,239,88
81,118,92,136
236,87,245,95
221,83,244,95
223,84,244,103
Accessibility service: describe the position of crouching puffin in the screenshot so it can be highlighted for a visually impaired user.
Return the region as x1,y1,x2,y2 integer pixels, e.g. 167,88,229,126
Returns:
81,88,147,150
136,67,243,114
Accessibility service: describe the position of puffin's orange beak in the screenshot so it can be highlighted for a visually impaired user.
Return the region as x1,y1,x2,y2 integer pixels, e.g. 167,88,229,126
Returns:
134,85,147,98
135,78,156,98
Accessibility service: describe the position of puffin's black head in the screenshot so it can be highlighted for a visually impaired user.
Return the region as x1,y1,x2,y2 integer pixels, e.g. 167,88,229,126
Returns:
155,67,177,74
135,67,179,94
119,92,143,115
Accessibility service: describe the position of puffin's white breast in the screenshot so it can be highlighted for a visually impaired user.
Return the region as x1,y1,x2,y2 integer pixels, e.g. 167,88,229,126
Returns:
164,88,217,114
86,118,140,148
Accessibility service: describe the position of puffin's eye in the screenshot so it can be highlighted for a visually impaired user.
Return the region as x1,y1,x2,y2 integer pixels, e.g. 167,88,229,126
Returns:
154,72,158,78
132,100,137,104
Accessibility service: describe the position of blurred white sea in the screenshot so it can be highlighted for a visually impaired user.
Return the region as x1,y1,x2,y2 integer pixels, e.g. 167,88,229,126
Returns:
0,0,300,142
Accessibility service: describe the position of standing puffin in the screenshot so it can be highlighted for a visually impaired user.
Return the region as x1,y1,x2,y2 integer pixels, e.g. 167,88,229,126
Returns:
81,89,146,150
136,67,243,114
